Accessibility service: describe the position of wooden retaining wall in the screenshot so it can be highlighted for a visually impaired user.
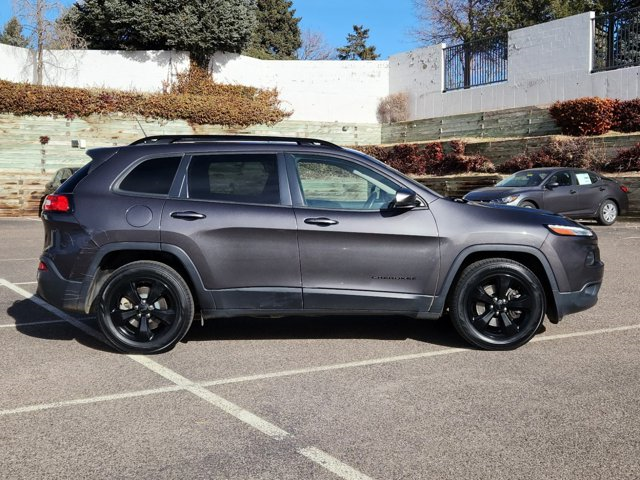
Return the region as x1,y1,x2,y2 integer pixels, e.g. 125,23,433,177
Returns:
382,106,559,144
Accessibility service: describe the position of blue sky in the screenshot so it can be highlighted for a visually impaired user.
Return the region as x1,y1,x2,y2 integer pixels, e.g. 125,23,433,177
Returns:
0,0,420,58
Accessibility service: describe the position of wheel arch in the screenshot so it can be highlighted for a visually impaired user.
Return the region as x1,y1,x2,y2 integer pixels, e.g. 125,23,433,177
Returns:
81,243,214,314
431,245,561,323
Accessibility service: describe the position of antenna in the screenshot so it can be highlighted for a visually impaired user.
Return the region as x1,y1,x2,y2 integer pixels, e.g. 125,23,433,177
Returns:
134,117,148,138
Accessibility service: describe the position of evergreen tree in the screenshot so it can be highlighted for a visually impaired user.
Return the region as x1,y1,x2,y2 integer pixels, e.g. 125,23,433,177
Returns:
245,0,301,59
337,25,380,60
0,17,29,47
68,0,257,67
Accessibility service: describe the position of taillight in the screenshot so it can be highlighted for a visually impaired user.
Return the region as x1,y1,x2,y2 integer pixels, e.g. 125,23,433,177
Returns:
43,194,71,213
620,185,629,194
38,261,48,271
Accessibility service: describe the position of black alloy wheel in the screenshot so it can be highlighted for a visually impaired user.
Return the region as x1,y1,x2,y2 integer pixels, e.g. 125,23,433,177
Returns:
450,258,545,350
97,261,194,354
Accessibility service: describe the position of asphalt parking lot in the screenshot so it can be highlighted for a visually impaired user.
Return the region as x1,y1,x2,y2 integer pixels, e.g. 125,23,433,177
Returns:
1,217,639,480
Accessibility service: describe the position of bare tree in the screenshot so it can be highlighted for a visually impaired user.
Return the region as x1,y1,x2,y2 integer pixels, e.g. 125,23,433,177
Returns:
298,29,335,60
412,0,501,45
12,0,85,85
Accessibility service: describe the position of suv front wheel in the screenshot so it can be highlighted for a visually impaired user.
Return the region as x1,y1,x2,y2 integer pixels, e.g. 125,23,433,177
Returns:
97,261,194,354
450,258,545,350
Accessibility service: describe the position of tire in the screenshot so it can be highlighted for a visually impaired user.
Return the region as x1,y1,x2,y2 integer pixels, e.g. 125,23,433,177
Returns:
97,261,194,354
519,201,536,209
597,199,618,226
449,258,546,350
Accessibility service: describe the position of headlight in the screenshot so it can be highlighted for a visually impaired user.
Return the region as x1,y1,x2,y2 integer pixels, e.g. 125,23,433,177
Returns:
490,194,519,204
546,225,594,237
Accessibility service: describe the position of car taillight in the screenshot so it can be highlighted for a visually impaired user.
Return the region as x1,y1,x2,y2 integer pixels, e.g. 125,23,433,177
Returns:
43,194,71,213
620,185,629,194
38,261,48,271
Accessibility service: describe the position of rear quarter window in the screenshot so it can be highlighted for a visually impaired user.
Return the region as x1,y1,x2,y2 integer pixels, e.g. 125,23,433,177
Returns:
118,156,182,195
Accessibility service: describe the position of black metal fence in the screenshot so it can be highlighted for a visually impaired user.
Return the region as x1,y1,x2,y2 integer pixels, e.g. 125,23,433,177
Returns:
443,34,508,91
593,7,640,72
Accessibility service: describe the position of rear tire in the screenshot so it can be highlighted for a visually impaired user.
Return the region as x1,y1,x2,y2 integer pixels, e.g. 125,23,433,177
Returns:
450,258,545,350
97,261,194,354
597,199,618,226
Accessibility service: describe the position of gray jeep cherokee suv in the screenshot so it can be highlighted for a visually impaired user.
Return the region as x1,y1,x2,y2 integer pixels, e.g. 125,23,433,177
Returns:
37,135,604,353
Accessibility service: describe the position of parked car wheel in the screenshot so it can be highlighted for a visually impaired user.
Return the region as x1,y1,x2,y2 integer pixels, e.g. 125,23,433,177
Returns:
97,261,194,354
597,199,618,226
519,201,536,209
450,258,545,350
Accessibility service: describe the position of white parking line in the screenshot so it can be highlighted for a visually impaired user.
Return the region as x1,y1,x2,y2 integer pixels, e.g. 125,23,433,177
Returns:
0,258,39,262
0,277,375,480
13,281,37,285
0,319,67,328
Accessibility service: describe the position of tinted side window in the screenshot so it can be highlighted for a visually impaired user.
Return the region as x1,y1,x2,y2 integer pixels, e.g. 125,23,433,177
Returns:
188,154,280,205
293,154,398,210
119,156,181,195
549,171,573,186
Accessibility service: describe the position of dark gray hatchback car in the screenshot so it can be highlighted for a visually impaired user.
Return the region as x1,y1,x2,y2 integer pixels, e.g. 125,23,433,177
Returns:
38,135,604,353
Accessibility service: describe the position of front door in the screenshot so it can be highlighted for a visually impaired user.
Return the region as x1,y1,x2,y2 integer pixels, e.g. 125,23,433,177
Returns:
287,152,440,314
542,170,579,215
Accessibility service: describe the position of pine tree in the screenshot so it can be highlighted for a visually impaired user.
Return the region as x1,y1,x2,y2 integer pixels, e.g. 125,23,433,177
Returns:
245,0,301,59
337,25,380,60
0,17,29,48
68,0,257,67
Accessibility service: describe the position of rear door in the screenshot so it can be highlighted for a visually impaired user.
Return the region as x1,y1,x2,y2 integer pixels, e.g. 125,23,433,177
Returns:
286,152,440,314
161,151,302,311
573,170,606,216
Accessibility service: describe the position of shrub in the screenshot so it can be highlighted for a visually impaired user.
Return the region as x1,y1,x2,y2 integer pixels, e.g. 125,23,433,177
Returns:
440,140,495,175
354,145,389,163
613,98,640,133
388,143,425,175
601,143,640,172
498,138,605,173
0,66,291,127
549,97,616,136
376,92,409,124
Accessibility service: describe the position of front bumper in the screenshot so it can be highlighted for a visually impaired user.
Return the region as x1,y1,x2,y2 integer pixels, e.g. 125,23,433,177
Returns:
549,281,601,323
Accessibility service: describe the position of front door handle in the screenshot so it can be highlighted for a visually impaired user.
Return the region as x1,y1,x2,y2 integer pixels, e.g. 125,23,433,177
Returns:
570,190,577,194
304,217,339,226
171,211,206,221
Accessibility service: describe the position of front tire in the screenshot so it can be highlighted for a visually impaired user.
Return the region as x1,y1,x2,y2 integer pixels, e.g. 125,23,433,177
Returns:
97,261,194,354
597,199,618,226
450,258,546,350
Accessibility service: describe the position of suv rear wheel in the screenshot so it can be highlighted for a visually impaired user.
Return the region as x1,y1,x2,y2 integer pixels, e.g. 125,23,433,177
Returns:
97,261,194,354
450,258,545,350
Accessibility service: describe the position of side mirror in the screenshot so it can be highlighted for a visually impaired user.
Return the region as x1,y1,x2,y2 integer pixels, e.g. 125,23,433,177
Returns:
391,188,418,209
546,182,560,189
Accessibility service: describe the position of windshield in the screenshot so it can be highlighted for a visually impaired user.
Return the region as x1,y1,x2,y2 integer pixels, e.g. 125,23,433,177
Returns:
496,170,549,187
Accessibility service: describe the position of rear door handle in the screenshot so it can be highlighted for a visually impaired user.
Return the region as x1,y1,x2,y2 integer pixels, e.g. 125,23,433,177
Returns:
171,211,206,221
304,217,339,226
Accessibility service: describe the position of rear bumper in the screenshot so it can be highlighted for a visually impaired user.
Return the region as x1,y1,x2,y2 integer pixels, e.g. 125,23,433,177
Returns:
36,258,85,313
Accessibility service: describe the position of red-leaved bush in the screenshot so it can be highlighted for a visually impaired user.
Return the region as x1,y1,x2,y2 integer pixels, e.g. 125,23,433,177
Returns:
613,99,640,133
601,143,640,172
549,97,616,136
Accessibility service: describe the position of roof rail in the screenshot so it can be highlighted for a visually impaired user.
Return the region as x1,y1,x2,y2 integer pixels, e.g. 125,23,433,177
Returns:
129,135,341,149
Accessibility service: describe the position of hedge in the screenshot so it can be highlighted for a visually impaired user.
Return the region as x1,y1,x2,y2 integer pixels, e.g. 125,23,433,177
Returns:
0,66,291,127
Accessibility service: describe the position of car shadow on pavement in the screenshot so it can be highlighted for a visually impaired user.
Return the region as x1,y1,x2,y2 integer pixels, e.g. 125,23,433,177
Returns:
7,298,471,351
7,299,112,353
183,315,471,350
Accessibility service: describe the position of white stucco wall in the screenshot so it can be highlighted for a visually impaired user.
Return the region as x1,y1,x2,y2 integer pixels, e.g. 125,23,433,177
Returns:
210,53,390,123
0,44,31,83
389,12,640,120
1,10,639,125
